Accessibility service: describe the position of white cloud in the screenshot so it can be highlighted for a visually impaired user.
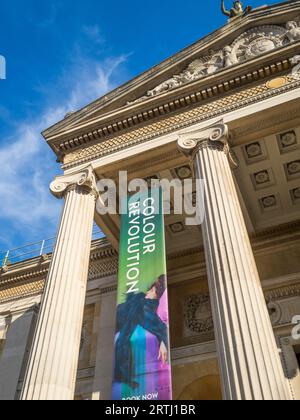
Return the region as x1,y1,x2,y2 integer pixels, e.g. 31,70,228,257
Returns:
83,24,105,46
0,54,128,250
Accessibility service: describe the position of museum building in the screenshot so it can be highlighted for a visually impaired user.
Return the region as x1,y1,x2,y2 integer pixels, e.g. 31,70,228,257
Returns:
0,0,300,400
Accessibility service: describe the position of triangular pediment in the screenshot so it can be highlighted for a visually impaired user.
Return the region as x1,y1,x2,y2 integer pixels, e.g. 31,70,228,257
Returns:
43,1,300,141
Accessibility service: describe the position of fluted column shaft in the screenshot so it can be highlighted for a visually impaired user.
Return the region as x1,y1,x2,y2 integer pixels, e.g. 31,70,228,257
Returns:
178,124,291,400
21,167,98,400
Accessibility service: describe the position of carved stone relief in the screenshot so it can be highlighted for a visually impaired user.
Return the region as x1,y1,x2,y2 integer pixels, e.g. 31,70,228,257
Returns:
184,285,300,339
184,294,214,337
268,301,283,326
129,22,300,104
267,295,300,327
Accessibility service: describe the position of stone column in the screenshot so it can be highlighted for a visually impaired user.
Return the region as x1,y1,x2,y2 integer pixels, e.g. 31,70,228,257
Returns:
92,287,117,400
178,124,291,401
0,306,38,400
21,167,98,400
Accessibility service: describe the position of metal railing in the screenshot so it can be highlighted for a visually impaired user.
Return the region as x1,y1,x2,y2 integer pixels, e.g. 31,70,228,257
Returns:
0,226,105,268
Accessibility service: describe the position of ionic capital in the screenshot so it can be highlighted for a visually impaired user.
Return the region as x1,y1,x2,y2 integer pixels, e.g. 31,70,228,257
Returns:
50,166,98,200
177,123,238,168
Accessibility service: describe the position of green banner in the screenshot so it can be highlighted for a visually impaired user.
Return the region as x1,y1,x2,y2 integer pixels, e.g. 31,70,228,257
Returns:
112,187,172,400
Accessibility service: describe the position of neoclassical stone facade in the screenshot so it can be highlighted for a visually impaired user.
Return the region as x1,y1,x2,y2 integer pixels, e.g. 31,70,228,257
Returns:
1,0,300,400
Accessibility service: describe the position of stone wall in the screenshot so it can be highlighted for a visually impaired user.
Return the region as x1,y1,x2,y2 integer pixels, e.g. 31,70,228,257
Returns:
0,223,299,400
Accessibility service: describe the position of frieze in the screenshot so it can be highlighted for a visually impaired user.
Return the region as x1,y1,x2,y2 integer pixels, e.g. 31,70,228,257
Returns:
266,282,300,327
0,267,49,287
63,71,299,169
266,284,300,302
231,107,300,140
90,246,118,261
60,56,292,164
0,279,45,304
88,258,119,280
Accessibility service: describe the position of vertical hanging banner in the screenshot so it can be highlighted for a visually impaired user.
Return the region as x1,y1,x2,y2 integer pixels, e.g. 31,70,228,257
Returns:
112,187,172,401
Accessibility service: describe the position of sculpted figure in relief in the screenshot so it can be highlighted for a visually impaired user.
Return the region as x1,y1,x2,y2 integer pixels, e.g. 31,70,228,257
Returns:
185,57,221,79
146,75,183,97
286,21,300,42
144,56,223,98
223,46,238,67
129,20,300,105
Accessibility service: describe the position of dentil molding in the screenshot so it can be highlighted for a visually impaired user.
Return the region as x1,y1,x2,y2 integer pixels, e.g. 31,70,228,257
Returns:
64,69,300,170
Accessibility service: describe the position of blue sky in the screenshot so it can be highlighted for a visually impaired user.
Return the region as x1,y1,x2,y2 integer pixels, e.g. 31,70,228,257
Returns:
0,0,279,253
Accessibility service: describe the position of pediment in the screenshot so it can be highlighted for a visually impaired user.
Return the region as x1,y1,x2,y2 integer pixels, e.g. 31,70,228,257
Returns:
128,23,300,104
43,1,300,141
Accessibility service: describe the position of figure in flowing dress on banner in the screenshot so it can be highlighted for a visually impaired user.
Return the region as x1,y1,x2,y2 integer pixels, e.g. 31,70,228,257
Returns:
112,275,171,400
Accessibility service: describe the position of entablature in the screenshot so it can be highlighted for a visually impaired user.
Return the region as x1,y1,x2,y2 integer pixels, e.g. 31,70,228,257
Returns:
57,56,299,168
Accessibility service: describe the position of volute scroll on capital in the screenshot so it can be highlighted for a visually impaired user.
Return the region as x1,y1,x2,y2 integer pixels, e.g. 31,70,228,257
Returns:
50,166,99,200
177,123,238,169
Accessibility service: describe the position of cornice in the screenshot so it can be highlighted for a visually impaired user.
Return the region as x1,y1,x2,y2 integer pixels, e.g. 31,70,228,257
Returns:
63,68,300,170
58,57,292,160
167,246,204,261
0,280,45,305
100,285,118,296
43,0,300,142
1,220,299,283
0,267,49,287
0,239,116,302
89,246,118,261
231,106,300,141
251,220,300,242
266,283,300,302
